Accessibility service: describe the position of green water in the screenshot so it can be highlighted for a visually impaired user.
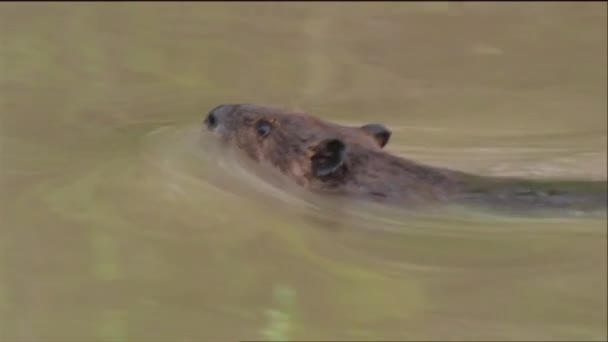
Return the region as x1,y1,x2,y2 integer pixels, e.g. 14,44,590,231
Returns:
1,2,606,341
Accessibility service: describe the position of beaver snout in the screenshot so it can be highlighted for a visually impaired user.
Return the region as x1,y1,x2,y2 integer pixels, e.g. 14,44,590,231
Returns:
204,104,237,131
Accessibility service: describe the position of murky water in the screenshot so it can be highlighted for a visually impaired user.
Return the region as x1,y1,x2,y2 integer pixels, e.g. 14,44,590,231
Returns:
1,2,606,341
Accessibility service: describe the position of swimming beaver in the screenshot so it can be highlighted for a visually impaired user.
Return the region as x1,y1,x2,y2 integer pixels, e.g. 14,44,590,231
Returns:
204,104,607,214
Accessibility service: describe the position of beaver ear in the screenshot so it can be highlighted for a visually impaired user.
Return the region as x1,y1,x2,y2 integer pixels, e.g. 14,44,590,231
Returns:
310,139,347,179
360,124,391,148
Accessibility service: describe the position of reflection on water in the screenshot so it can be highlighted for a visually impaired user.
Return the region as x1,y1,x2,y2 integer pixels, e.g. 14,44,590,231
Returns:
1,2,606,341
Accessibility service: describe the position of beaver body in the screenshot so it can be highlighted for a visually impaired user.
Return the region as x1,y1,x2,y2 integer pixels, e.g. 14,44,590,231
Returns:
204,104,607,213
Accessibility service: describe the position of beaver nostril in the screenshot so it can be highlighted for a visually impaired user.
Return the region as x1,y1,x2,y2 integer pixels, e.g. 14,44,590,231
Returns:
205,113,217,130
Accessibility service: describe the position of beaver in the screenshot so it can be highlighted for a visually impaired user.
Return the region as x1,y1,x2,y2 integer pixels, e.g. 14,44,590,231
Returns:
204,104,607,214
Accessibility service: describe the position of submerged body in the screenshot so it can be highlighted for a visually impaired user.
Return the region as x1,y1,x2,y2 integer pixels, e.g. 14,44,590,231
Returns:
203,104,607,214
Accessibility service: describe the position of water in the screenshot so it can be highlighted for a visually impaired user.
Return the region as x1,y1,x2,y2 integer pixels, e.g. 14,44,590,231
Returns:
1,3,606,341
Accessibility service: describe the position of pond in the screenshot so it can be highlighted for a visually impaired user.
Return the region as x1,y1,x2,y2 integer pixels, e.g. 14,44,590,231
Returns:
1,2,606,341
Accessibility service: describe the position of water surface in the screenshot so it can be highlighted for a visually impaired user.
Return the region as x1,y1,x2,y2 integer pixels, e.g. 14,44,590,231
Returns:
1,2,606,341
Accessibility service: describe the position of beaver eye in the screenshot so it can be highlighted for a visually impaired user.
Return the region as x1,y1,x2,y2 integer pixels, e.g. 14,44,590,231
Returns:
255,120,272,138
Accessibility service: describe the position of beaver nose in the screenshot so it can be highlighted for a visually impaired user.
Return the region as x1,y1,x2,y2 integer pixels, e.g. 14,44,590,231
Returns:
205,112,218,130
205,104,235,130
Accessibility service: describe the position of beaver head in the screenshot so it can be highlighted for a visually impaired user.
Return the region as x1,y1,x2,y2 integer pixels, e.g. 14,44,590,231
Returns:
204,104,392,185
